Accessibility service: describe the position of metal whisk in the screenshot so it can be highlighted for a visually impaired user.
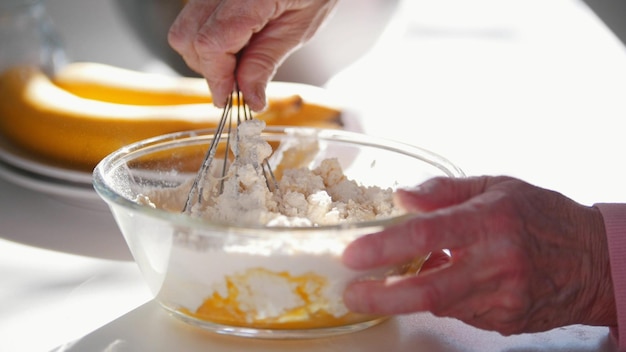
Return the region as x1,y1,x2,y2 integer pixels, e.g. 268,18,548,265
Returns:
182,89,277,214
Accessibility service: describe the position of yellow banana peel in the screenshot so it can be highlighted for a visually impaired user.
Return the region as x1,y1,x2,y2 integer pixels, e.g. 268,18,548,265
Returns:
0,63,342,171
52,61,213,105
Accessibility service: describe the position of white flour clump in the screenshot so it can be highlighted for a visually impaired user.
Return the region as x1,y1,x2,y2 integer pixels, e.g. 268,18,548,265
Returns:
140,119,402,226
272,157,399,226
205,119,278,225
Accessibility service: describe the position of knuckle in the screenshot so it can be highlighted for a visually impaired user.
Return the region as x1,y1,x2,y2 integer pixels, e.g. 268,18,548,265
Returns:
166,27,183,50
193,30,223,56
497,290,530,313
239,52,281,79
167,22,193,54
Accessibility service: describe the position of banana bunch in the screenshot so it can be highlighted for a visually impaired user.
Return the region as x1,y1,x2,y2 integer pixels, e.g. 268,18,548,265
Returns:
0,62,342,171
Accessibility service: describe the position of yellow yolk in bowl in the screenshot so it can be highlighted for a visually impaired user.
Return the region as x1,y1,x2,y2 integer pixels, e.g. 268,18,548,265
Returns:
179,268,379,329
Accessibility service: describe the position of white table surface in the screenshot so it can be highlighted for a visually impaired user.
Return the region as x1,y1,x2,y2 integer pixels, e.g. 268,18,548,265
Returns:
2,0,626,351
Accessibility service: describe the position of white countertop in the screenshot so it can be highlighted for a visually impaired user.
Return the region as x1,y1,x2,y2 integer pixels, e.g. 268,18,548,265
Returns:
2,0,626,351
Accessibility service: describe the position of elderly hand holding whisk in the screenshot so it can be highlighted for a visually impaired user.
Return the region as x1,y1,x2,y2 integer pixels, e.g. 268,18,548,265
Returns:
168,0,338,112
168,0,625,348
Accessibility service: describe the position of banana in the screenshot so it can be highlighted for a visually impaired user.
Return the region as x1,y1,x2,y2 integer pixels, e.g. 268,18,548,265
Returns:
52,61,212,105
0,65,342,171
52,62,343,128
0,65,225,170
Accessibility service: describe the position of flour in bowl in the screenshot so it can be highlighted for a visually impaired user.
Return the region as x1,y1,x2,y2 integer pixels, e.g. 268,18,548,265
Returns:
134,119,414,331
141,119,403,226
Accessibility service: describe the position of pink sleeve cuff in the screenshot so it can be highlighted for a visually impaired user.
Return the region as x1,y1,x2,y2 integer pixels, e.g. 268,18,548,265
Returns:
595,203,626,352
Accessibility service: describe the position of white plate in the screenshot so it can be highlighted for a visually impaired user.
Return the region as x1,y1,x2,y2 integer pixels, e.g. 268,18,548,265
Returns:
0,134,93,185
0,158,100,201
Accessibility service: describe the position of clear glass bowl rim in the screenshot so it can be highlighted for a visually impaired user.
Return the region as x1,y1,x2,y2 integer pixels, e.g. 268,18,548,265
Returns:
92,125,465,236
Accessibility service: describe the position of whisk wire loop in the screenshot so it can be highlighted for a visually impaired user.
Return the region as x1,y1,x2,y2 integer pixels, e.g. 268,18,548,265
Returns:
182,89,278,214
182,94,232,214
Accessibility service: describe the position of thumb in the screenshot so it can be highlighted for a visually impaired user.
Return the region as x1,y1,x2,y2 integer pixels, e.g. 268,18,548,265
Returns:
395,176,487,212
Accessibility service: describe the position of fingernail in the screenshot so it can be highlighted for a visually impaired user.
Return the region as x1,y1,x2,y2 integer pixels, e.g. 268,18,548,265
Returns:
212,97,226,109
392,189,412,208
401,184,427,194
250,83,267,112
384,275,406,285
207,88,225,109
207,78,235,109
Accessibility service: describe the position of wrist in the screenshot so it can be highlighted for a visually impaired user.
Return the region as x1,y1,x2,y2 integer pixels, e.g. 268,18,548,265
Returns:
578,205,616,327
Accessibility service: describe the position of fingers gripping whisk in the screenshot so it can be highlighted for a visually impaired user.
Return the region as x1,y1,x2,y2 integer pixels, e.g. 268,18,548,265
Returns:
182,89,278,214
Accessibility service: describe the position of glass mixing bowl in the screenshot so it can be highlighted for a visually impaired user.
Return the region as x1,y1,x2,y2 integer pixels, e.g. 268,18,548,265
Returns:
93,126,465,339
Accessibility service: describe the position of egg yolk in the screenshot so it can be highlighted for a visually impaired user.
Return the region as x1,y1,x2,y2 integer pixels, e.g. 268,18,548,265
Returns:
179,267,379,329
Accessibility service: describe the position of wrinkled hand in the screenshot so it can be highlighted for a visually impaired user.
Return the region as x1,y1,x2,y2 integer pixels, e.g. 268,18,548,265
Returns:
168,0,337,111
342,176,616,335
